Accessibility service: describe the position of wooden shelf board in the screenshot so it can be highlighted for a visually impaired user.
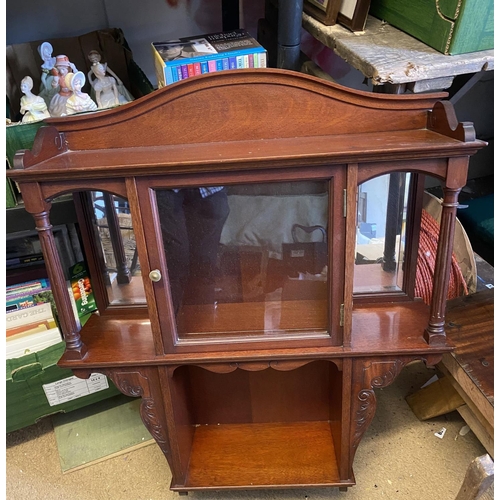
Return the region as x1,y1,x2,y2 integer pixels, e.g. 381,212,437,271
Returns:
181,421,341,489
59,299,450,368
10,129,483,182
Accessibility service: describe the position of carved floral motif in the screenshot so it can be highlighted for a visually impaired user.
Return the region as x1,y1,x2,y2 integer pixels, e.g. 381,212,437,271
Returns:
104,369,171,459
351,358,412,455
141,397,170,457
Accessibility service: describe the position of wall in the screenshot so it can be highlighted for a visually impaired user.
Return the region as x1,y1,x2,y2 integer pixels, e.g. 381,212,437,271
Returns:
6,0,493,185
6,0,264,88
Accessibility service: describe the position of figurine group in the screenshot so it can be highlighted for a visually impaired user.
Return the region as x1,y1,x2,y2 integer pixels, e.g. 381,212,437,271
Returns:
19,42,134,123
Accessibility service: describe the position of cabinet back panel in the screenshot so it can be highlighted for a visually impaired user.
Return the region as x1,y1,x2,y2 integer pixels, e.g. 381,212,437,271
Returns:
173,361,340,425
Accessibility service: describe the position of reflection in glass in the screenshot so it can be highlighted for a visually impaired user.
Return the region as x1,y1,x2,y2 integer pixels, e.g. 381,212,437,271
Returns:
354,173,410,294
91,191,146,305
155,182,330,340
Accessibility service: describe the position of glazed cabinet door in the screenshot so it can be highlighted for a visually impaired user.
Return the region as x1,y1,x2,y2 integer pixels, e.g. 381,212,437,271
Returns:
135,167,346,353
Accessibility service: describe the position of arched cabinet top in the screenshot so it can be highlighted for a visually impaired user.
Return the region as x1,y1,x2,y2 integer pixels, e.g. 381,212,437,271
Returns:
9,69,485,182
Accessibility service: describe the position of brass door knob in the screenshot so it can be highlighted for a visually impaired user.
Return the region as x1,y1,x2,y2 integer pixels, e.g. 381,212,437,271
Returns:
149,269,162,282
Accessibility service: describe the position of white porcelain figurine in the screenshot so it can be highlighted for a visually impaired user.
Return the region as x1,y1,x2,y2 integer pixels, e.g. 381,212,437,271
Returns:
48,54,78,117
65,71,98,115
87,50,133,109
37,42,58,107
19,76,51,123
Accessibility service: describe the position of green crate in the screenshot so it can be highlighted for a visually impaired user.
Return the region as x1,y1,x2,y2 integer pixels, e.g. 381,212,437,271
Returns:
6,341,121,433
370,0,494,55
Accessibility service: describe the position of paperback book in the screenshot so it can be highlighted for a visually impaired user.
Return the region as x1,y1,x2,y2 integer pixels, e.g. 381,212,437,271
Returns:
6,301,62,359
152,29,267,88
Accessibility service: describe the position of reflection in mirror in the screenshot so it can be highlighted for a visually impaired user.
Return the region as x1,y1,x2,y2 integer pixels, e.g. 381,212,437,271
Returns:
155,182,330,341
91,191,146,305
7,194,83,283
354,173,410,294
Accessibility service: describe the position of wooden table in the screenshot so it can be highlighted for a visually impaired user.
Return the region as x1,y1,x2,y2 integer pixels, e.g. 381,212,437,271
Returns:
407,289,494,457
442,290,494,456
302,13,494,92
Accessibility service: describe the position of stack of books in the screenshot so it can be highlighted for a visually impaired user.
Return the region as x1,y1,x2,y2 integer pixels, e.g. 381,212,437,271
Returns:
152,29,267,88
6,279,62,359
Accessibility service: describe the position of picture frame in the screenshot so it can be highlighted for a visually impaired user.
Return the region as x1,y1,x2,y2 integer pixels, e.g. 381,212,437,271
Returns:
337,0,371,32
303,0,342,26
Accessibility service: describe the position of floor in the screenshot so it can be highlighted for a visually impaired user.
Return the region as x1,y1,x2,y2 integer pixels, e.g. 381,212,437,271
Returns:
6,360,489,500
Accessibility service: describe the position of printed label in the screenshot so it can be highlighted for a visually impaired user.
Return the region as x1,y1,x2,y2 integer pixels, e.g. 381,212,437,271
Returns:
42,373,109,406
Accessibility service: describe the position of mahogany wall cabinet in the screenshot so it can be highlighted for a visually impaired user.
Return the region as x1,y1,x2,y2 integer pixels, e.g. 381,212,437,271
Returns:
7,69,485,493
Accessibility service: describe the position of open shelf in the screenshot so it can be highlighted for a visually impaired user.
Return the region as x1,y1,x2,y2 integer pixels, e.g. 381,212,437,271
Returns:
179,421,342,489
59,299,451,368
170,361,347,489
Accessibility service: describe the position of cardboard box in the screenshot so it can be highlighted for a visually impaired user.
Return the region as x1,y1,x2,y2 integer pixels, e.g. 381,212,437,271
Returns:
6,342,121,433
6,28,153,121
369,0,494,55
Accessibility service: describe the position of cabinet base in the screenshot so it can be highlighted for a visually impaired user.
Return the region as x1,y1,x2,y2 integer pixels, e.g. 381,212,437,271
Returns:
170,421,355,491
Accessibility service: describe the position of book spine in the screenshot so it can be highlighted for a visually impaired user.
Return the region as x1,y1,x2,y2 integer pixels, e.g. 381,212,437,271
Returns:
166,65,174,85
259,52,267,68
171,66,178,83
158,47,268,84
6,302,54,330
6,278,50,297
208,60,217,72
6,254,45,268
7,321,58,338
254,53,261,68
6,288,53,312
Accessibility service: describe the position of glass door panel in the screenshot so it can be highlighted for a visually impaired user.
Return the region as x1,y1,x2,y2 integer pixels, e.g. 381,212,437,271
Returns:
154,181,330,341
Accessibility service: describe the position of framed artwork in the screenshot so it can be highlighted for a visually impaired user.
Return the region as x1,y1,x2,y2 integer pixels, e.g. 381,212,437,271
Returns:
337,0,371,32
303,0,342,26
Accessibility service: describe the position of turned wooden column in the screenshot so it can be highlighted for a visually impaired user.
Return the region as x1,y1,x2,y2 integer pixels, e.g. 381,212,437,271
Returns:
21,182,87,359
425,186,461,346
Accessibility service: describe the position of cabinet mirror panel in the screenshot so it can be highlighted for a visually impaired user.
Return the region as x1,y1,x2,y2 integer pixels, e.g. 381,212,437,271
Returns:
354,172,410,294
155,181,331,340
90,191,146,306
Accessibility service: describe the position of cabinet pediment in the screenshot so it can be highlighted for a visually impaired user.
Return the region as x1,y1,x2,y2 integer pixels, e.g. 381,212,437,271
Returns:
18,69,451,152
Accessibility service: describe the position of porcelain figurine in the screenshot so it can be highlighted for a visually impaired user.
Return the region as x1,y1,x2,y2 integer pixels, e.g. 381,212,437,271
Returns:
65,71,98,115
37,42,59,107
48,55,78,117
19,76,51,123
87,50,134,109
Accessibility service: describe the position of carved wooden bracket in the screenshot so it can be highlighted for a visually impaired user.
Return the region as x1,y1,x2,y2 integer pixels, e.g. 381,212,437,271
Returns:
428,101,476,142
13,126,67,169
349,357,417,465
